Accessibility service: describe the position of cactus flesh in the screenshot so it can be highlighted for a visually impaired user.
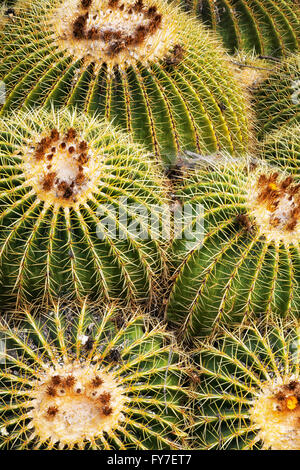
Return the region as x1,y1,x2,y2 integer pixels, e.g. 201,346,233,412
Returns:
0,107,167,306
0,0,250,162
0,301,191,449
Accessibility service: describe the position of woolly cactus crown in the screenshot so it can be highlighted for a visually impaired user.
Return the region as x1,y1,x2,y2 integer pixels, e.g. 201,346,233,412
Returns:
0,107,168,307
0,301,191,449
0,0,250,162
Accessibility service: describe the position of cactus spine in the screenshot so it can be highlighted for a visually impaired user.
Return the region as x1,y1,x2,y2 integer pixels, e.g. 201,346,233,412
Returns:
261,123,300,177
181,0,300,56
0,301,191,449
0,0,250,163
193,318,300,450
166,157,300,339
0,107,168,307
254,55,300,139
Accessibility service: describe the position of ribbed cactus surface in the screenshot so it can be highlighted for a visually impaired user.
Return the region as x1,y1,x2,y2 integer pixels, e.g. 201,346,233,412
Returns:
0,107,167,307
0,301,191,449
182,0,300,56
254,55,300,139
194,319,300,450
166,158,300,339
0,0,250,163
261,123,300,177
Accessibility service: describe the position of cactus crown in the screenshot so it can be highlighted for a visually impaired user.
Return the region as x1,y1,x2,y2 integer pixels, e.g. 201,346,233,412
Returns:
52,0,182,72
24,125,106,208
248,168,300,245
1,3,17,21
184,0,300,57
0,107,168,306
194,319,300,450
30,362,126,447
0,0,250,161
251,376,300,450
166,156,300,339
0,302,190,449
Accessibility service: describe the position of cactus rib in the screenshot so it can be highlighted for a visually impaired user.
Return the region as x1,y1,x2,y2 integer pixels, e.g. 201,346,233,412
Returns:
0,0,250,163
166,156,300,339
0,107,168,307
254,55,300,139
0,301,191,449
261,123,300,178
193,318,300,450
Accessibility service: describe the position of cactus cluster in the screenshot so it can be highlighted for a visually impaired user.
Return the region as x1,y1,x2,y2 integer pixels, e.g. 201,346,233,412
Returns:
0,0,300,453
0,301,191,449
0,0,250,163
181,0,300,57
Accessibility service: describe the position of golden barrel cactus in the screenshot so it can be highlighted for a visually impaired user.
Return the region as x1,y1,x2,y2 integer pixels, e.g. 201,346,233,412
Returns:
0,107,168,307
0,0,250,163
166,156,300,339
0,301,192,449
193,318,300,450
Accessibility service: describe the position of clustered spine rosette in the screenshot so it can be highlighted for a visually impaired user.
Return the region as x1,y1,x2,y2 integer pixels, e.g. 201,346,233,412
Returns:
0,0,250,163
166,156,300,339
193,318,300,450
261,122,300,177
181,0,300,57
0,107,168,307
0,301,192,449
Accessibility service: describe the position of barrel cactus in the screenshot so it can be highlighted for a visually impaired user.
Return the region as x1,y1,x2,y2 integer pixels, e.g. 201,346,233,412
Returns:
254,55,300,139
261,122,300,177
0,301,192,449
0,107,168,307
166,157,300,339
0,0,250,163
193,318,300,450
181,0,300,57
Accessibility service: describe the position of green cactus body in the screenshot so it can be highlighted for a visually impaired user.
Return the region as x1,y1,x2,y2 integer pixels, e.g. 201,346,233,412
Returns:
0,107,168,307
0,301,191,449
181,0,300,56
166,158,300,339
261,123,300,177
193,319,300,450
0,0,250,164
254,56,300,140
